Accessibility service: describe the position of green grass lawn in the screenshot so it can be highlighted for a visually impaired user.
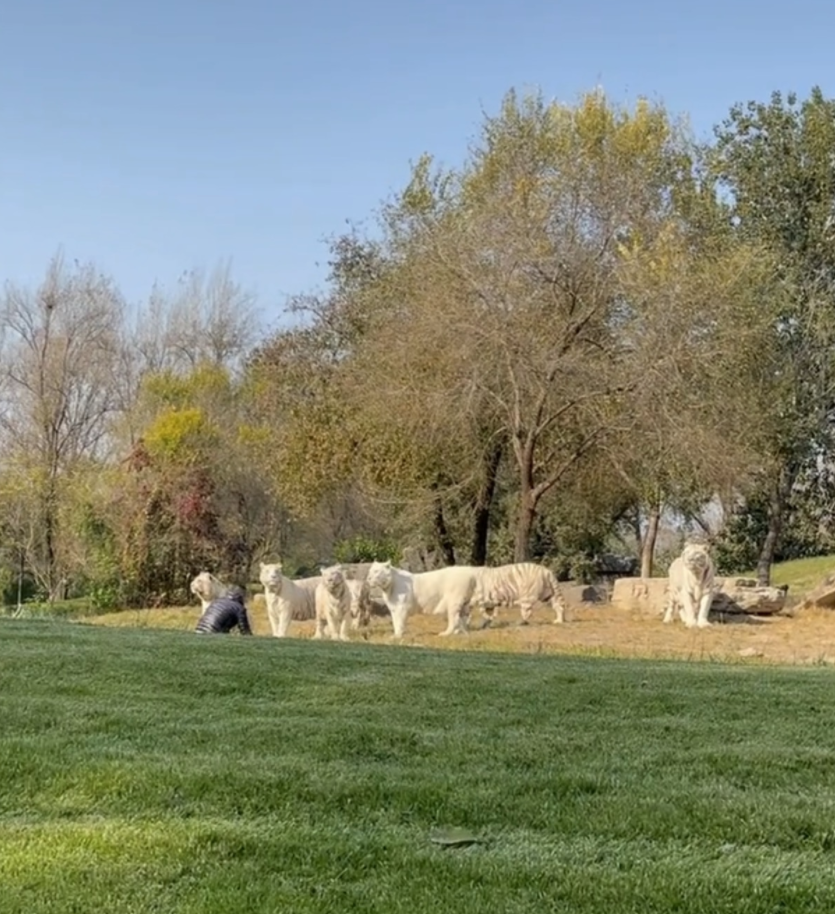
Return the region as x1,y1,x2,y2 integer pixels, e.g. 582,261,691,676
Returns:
4,620,835,913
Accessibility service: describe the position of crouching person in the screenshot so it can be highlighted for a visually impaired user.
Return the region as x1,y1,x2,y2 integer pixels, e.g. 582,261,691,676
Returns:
195,586,253,636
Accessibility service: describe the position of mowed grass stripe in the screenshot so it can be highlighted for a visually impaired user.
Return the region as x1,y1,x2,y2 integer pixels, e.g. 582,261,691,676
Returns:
2,619,835,913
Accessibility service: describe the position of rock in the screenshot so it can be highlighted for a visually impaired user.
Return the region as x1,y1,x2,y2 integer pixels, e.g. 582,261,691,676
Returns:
711,578,788,615
797,573,835,610
610,577,669,612
610,575,788,617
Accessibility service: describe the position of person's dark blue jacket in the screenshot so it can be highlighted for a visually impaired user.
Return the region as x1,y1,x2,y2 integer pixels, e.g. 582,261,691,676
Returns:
195,586,252,635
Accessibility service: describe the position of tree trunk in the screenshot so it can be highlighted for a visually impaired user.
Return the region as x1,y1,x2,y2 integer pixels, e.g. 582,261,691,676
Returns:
513,488,537,563
469,439,503,566
639,502,662,578
42,478,58,603
631,504,643,557
433,494,457,566
756,465,794,586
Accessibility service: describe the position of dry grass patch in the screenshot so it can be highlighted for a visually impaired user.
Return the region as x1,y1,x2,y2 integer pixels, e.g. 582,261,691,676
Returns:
86,594,835,667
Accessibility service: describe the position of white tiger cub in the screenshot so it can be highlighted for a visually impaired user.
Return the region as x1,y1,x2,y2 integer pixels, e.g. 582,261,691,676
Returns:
664,542,716,628
259,562,317,638
366,560,480,637
189,571,228,611
314,564,352,641
474,562,567,625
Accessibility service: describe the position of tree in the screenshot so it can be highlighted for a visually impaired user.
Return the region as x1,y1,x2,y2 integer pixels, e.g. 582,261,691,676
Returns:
611,214,781,575
372,90,700,561
104,363,285,603
0,255,124,598
711,88,835,584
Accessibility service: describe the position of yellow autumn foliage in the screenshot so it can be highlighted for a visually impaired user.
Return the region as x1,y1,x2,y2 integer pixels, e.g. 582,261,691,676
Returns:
143,407,218,462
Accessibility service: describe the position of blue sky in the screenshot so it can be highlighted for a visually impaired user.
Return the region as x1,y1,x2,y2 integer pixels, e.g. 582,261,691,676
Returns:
1,0,833,329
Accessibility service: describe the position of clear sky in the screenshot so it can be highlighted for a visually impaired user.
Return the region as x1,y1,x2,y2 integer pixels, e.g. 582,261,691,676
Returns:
1,0,833,327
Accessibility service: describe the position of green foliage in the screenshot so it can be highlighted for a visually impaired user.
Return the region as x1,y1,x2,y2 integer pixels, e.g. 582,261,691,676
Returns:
87,581,121,612
142,363,235,410
713,486,835,575
7,623,835,911
333,534,399,564
711,87,835,576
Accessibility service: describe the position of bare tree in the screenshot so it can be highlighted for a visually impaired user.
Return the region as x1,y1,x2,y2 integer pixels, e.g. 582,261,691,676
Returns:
0,254,125,598
163,260,260,370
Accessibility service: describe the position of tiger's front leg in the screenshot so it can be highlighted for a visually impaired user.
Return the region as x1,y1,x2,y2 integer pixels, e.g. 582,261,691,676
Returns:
338,614,351,642
696,589,713,628
438,599,459,636
680,591,697,628
389,601,409,638
312,612,327,639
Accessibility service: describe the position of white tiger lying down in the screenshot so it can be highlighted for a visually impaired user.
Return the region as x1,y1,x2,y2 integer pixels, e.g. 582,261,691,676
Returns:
664,542,716,628
474,562,566,625
366,560,481,637
259,562,318,638
314,564,354,641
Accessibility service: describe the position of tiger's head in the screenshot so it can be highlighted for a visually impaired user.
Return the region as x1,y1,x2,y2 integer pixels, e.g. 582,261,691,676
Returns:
190,571,225,604
259,562,284,594
681,543,712,577
320,563,346,596
366,560,394,595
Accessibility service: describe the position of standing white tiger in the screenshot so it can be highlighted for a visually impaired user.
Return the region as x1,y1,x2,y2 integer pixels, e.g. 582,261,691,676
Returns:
365,560,481,637
474,562,566,625
259,562,316,638
664,543,716,628
314,564,352,641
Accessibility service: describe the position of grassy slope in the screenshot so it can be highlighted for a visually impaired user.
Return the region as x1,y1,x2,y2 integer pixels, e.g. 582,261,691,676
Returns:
765,554,835,594
4,622,835,912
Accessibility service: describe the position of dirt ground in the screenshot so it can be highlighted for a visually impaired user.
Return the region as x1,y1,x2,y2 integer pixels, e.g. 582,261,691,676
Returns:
92,598,835,666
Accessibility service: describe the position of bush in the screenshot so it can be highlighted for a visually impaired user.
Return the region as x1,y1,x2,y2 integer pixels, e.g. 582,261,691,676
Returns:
333,534,399,564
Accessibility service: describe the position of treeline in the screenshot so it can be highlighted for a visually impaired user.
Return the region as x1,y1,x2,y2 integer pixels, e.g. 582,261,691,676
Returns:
3,86,835,608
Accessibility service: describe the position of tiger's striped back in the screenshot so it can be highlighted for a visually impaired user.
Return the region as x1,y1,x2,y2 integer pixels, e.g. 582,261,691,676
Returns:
477,562,566,624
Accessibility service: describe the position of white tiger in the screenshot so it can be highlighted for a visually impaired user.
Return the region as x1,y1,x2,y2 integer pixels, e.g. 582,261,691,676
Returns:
314,564,352,641
366,560,480,637
189,571,228,611
259,562,317,638
345,576,375,630
664,542,716,628
473,562,566,625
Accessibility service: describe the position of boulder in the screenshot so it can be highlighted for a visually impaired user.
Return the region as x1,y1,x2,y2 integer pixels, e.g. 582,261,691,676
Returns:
610,577,669,613
797,573,835,611
711,578,788,616
610,575,788,617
